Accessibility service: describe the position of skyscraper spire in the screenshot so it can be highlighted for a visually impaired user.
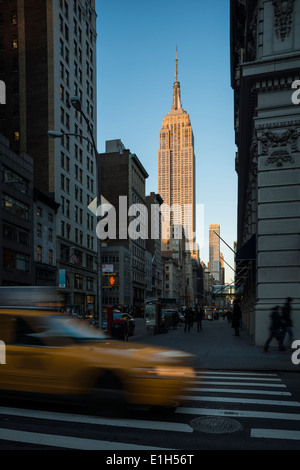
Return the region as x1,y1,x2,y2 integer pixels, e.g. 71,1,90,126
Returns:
171,48,182,111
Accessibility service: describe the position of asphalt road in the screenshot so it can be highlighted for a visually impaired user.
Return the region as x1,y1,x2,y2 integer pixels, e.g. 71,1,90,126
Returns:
0,320,299,452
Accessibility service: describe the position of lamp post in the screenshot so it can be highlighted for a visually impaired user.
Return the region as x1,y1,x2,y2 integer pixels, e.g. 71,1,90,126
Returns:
48,96,102,327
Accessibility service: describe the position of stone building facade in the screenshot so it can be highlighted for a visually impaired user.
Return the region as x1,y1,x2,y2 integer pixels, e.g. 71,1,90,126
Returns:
231,0,300,345
98,140,149,314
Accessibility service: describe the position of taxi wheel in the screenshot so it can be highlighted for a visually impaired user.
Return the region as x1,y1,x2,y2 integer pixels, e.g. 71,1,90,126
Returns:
93,372,126,405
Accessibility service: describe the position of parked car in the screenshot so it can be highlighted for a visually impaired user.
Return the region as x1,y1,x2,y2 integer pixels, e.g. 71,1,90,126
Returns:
0,308,195,408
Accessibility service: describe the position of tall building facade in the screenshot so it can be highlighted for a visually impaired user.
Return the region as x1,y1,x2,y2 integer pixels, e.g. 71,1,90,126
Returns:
231,0,300,345
0,1,98,314
158,51,196,251
209,224,221,283
98,140,149,314
0,135,34,286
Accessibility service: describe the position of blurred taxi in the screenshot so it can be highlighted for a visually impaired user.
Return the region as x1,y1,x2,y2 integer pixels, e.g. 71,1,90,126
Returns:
0,308,195,407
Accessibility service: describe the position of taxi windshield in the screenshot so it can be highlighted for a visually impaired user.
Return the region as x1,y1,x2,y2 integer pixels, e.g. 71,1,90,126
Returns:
19,315,107,347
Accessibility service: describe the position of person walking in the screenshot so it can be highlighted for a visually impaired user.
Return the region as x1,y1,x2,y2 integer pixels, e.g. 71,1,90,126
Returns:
196,307,203,332
232,300,242,336
282,297,294,349
184,308,192,333
263,306,285,352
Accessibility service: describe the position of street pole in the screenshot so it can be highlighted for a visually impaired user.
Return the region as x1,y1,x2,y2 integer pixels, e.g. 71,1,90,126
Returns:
48,96,102,327
70,97,102,327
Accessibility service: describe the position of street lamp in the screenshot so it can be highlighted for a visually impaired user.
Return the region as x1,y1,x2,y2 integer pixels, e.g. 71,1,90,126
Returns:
48,96,102,327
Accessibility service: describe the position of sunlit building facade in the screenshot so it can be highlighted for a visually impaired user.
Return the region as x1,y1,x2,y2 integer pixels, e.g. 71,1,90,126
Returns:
158,51,196,252
209,224,221,284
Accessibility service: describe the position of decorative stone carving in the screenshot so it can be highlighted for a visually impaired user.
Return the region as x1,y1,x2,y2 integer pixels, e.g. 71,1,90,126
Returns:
256,127,299,167
265,150,294,167
272,0,295,41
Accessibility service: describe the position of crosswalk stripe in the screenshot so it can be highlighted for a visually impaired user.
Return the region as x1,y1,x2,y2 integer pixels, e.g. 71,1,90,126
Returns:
195,371,278,377
179,395,300,407
194,373,281,381
251,428,300,441
0,428,172,450
176,407,300,421
185,387,291,396
0,407,193,433
189,380,286,387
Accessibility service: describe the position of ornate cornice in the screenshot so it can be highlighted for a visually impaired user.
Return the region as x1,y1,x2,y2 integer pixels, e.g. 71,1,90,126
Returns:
272,0,295,41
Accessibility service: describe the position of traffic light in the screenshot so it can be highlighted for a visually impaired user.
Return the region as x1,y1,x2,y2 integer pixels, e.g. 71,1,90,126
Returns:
102,273,119,288
109,275,119,287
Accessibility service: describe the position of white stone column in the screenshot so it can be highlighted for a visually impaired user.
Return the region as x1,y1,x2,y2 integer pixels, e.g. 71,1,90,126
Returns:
254,93,300,344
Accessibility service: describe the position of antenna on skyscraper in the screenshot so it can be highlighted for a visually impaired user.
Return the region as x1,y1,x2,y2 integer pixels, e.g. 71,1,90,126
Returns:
175,46,178,82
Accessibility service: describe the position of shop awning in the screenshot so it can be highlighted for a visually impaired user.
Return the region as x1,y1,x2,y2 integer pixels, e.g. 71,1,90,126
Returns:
235,234,256,261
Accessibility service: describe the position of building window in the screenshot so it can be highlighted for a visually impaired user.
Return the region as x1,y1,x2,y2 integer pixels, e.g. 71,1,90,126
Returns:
87,276,93,291
74,273,83,289
3,167,29,194
86,254,93,269
48,249,53,265
3,223,29,246
37,246,42,262
2,194,29,220
3,249,29,272
37,223,42,237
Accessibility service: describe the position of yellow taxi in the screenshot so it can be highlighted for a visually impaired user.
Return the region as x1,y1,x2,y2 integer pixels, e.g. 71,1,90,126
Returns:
0,307,195,408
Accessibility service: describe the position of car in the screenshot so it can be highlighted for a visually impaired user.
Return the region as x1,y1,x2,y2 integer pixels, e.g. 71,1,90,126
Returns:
0,308,195,408
178,312,185,323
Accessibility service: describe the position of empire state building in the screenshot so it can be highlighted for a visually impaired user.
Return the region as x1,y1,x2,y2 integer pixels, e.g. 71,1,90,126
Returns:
158,51,195,251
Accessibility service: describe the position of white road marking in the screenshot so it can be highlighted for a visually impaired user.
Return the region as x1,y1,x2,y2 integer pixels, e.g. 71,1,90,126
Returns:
185,387,291,396
189,380,286,387
0,428,173,450
194,374,281,381
251,428,300,441
179,395,300,407
176,407,300,421
195,371,278,377
0,406,193,433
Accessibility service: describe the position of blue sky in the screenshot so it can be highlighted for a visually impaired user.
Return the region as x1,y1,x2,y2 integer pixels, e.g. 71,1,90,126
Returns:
96,0,237,282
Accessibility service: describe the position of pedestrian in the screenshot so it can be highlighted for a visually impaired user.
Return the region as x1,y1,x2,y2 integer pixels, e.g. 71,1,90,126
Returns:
263,306,285,352
232,300,242,336
282,297,294,349
184,308,192,333
196,307,203,332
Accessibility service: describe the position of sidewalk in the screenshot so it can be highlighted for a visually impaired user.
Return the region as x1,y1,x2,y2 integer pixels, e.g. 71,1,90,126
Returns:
130,318,299,372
